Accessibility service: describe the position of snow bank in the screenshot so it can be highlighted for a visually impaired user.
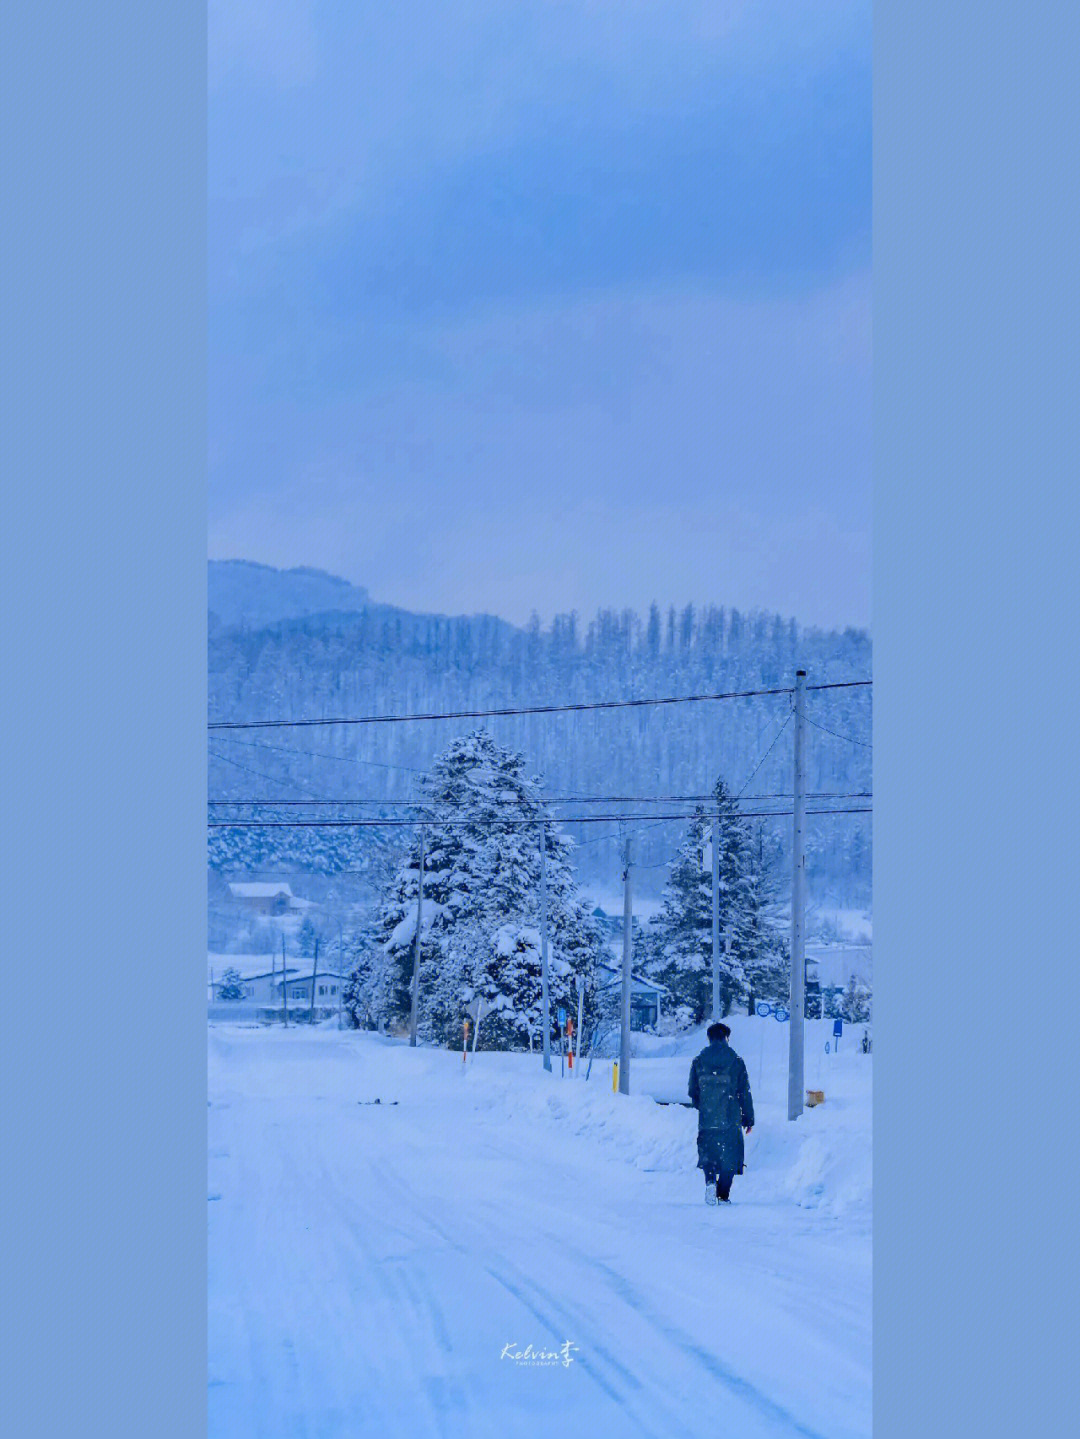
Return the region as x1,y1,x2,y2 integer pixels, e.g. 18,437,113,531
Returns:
457,1015,871,1222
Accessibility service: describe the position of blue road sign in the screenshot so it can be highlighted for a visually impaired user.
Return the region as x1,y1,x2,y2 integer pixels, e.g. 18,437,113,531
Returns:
774,1007,790,1022
756,1002,772,1017
557,1007,567,1027
833,1019,843,1037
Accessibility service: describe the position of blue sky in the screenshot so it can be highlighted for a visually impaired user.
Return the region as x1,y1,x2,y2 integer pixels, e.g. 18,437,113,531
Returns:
209,1,871,629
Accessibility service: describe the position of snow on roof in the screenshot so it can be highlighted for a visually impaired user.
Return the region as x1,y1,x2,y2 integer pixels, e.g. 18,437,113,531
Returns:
228,881,294,899
207,954,347,983
209,961,302,982
596,963,668,994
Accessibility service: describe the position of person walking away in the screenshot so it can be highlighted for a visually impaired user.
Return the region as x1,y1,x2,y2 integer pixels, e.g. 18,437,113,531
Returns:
688,1021,754,1205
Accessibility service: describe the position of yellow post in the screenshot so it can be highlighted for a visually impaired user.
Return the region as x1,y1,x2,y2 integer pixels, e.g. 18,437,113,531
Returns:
612,1061,619,1092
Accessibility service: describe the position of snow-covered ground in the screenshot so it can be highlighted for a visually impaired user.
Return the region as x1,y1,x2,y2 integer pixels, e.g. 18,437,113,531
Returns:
208,1016,870,1438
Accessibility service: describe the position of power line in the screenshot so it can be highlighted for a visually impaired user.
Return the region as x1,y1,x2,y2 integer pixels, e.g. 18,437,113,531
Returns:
803,715,873,749
737,706,795,799
208,806,871,831
210,732,428,776
207,679,872,732
208,746,326,801
207,790,872,808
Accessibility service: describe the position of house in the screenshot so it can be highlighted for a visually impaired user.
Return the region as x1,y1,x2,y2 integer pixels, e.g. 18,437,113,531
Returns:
226,881,296,916
596,963,668,1031
208,954,346,1019
805,943,872,990
278,972,345,1006
208,956,302,1004
224,880,318,921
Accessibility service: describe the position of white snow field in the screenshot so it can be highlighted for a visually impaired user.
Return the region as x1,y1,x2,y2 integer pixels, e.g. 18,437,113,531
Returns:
208,1016,870,1439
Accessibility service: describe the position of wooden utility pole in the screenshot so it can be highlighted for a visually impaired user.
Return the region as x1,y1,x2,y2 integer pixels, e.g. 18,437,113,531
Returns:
540,822,552,1072
618,831,633,1095
575,976,585,1080
309,938,318,1024
281,934,289,1027
409,827,425,1047
788,670,807,1119
711,809,721,1018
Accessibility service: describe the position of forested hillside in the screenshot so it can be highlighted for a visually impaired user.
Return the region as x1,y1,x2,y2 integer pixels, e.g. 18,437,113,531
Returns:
208,564,871,901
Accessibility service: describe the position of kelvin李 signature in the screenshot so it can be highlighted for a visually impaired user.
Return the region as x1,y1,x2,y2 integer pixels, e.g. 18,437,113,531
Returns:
500,1340,578,1368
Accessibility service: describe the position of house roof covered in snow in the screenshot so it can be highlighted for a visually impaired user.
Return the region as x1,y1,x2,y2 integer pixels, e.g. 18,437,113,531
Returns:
228,881,294,899
596,963,668,994
208,955,303,982
208,960,347,986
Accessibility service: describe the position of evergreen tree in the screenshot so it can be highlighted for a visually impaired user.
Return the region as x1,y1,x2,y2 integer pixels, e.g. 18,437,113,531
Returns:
645,779,787,1026
218,966,243,1002
840,973,872,1023
297,915,320,957
347,731,603,1048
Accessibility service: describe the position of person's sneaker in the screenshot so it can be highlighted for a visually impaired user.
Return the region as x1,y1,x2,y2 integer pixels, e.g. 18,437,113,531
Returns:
704,1176,718,1205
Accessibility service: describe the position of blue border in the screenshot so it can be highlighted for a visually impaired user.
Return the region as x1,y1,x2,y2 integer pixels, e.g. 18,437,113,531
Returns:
4,4,1079,1436
1,5,206,1436
875,4,1078,1435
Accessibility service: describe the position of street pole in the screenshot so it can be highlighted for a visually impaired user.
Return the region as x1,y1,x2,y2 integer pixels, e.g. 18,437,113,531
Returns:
409,827,425,1047
282,933,288,1027
575,976,585,1080
711,809,720,1019
337,918,344,1029
619,832,633,1095
540,822,552,1073
309,937,318,1025
788,670,807,1120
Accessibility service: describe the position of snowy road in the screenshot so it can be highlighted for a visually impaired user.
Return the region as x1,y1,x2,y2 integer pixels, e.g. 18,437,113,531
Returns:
208,1024,870,1439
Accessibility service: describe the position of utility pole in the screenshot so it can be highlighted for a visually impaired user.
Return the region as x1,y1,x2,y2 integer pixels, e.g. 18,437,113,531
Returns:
575,976,585,1080
619,831,633,1095
337,918,344,1029
711,808,721,1019
309,938,318,1025
409,827,425,1047
788,670,807,1120
539,822,552,1073
281,933,288,1027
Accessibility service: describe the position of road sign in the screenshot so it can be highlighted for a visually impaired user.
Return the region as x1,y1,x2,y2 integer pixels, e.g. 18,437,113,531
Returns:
833,1019,843,1037
756,1002,772,1017
774,1007,790,1022
557,1007,567,1027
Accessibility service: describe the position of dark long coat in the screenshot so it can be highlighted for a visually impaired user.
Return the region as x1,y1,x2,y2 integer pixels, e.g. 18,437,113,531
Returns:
688,1038,755,1176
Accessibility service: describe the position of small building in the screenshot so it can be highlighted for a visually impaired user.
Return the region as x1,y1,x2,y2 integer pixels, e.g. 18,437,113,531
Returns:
279,972,345,1005
208,954,346,1021
596,963,667,1031
208,956,302,1004
226,881,296,916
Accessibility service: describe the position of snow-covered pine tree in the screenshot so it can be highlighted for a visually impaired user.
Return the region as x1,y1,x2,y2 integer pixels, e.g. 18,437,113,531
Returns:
339,908,388,1030
740,821,790,1010
346,730,603,1048
645,778,787,1025
840,973,872,1023
218,966,243,1001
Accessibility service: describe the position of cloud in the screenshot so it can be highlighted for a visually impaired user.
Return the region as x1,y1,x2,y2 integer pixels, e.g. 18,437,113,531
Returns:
209,1,871,285
209,271,871,628
208,2,872,628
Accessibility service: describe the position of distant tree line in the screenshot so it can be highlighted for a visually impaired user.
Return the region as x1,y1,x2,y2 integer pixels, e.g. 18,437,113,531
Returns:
208,596,871,903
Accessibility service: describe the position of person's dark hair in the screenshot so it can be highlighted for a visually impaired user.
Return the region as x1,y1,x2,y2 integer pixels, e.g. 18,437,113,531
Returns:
707,1022,731,1042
